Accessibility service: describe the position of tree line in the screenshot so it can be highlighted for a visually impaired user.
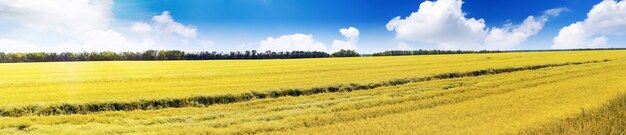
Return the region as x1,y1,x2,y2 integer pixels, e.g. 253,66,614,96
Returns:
1,48,623,63
371,49,503,56
331,49,360,57
370,48,626,56
0,50,332,63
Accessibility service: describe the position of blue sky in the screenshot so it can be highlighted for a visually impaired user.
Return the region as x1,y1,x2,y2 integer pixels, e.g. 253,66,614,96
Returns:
0,0,624,53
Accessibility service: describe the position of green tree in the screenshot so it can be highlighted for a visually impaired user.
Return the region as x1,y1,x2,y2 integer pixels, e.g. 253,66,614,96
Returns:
7,53,23,62
100,51,117,61
142,50,158,60
331,49,360,57
25,52,46,62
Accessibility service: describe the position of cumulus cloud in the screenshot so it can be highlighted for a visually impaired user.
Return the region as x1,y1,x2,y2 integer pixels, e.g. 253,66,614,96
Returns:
132,11,198,39
259,34,327,52
130,22,153,34
0,0,125,52
552,0,626,49
331,27,359,52
0,0,208,52
339,27,360,40
386,0,561,50
78,30,152,52
0,39,43,52
60,10,203,52
0,0,112,35
484,16,550,49
386,0,485,49
125,11,203,50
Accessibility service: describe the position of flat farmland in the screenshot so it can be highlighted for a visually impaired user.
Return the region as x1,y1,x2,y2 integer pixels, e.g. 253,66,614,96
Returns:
0,50,625,134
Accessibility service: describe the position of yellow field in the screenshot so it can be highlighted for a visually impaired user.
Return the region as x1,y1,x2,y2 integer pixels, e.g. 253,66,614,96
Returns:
0,50,625,134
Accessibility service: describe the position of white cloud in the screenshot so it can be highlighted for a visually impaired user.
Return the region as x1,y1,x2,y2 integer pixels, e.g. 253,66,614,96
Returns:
331,27,359,52
552,0,626,49
80,29,153,52
339,27,360,40
130,22,153,34
0,39,42,52
0,0,112,35
259,34,327,52
386,0,560,50
67,11,201,52
544,8,568,17
50,30,156,52
386,0,485,49
138,11,198,39
126,11,202,50
484,16,546,49
0,0,208,52
397,42,413,50
0,0,127,52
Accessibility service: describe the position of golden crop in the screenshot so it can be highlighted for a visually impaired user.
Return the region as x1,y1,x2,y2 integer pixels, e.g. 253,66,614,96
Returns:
0,50,625,134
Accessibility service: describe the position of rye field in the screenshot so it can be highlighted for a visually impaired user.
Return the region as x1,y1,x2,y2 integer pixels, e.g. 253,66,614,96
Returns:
0,50,625,134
